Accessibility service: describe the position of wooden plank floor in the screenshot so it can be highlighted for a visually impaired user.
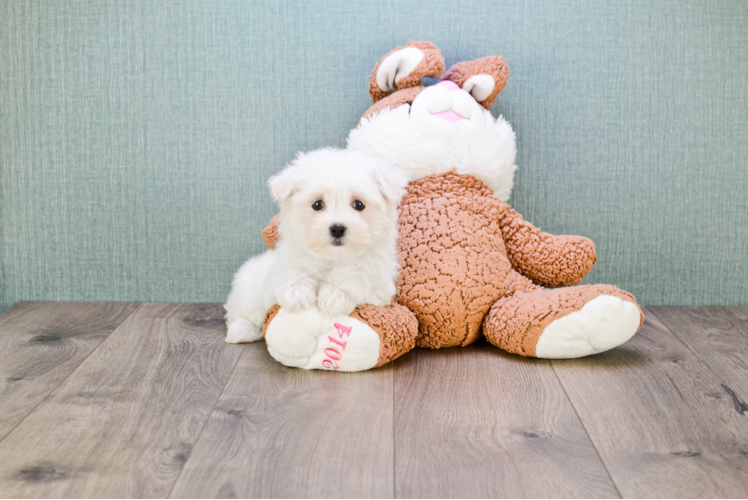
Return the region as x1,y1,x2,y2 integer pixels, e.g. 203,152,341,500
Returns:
0,302,746,498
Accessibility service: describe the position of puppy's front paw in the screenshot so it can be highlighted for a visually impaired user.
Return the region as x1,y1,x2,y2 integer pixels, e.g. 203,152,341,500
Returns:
276,282,317,312
317,285,358,317
225,318,262,344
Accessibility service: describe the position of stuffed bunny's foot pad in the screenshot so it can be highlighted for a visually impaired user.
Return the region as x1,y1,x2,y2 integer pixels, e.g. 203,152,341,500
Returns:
264,308,381,371
535,295,641,359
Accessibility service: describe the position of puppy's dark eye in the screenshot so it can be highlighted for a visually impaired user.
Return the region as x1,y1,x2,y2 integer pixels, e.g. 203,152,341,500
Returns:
312,200,324,211
353,200,365,211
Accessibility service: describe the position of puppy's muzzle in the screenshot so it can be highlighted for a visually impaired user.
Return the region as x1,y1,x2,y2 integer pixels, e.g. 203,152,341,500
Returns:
329,224,346,246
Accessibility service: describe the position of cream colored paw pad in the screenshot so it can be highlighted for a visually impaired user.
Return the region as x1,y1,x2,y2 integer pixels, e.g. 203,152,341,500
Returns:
534,295,641,359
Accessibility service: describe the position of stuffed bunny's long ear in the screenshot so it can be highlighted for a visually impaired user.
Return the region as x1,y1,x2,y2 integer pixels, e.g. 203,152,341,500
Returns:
440,56,510,109
369,41,445,103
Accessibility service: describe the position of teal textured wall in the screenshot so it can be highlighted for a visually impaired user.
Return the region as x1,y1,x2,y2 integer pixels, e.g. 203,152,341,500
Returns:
1,0,747,313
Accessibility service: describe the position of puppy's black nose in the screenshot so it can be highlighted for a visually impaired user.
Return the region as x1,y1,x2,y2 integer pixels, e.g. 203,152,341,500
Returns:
329,224,347,239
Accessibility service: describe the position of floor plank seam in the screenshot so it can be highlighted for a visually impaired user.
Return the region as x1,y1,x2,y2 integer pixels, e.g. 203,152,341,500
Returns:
392,363,397,500
166,344,246,499
0,302,143,446
549,359,624,499
645,307,748,417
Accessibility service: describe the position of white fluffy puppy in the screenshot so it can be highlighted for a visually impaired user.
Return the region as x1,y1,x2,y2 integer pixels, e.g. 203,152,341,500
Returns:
224,148,407,344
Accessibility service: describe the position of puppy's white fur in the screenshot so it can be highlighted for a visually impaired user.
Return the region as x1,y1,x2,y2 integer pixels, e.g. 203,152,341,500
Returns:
224,148,407,343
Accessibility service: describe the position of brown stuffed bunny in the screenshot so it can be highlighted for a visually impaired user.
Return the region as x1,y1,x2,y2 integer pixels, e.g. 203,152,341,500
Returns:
258,41,643,371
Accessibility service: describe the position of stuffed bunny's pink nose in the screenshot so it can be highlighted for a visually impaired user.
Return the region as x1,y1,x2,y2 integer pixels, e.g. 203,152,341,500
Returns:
431,80,467,122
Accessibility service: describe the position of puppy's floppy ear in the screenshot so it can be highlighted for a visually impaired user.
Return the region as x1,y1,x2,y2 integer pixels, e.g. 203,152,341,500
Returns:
440,56,510,109
369,41,445,104
268,166,301,203
369,160,408,204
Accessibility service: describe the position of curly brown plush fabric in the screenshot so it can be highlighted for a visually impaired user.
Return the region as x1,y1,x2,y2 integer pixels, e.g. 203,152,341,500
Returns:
498,205,597,287
396,173,511,348
350,302,419,367
261,304,281,338
362,86,425,122
483,284,643,356
262,213,280,250
503,269,541,296
368,41,445,103
441,56,510,109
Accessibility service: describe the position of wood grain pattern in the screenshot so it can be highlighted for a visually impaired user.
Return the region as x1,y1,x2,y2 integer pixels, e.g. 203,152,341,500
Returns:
0,301,138,443
649,306,748,400
725,306,748,321
551,308,748,498
169,342,394,499
0,303,242,498
393,343,618,498
2,302,748,498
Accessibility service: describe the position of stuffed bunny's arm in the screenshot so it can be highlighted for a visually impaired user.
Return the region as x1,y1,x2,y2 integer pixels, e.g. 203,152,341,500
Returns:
262,213,281,250
496,202,597,288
